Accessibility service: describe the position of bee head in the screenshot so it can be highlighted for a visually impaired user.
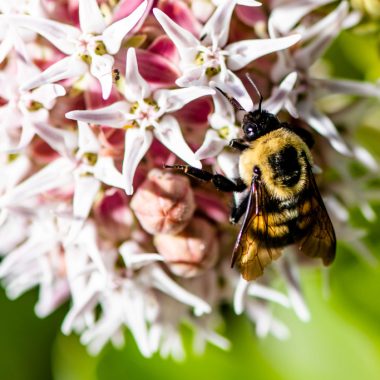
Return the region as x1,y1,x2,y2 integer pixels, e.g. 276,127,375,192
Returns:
242,109,281,141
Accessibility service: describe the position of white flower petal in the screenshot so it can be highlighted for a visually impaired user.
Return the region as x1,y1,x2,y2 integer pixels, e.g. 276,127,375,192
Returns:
93,157,125,188
311,78,380,98
216,149,240,178
212,90,235,121
149,266,211,316
248,283,290,308
153,8,199,60
66,101,130,128
31,84,66,109
353,145,378,172
226,34,301,71
216,71,253,111
90,54,114,100
22,56,87,91
195,129,227,160
62,284,101,335
79,0,107,34
124,48,151,102
269,0,334,34
263,71,298,115
154,116,201,168
201,1,235,48
0,28,15,64
5,15,80,54
298,1,347,42
175,66,206,87
66,175,100,243
294,2,348,69
154,86,214,113
33,122,76,157
77,121,100,153
237,0,262,4
123,285,152,357
102,0,148,54
123,127,153,195
119,241,163,269
0,158,74,207
280,256,310,322
298,103,351,156
233,276,249,315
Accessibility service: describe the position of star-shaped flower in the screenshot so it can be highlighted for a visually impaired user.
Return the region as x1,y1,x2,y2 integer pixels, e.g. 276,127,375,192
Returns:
3,0,148,99
0,57,68,153
66,48,215,194
154,2,300,110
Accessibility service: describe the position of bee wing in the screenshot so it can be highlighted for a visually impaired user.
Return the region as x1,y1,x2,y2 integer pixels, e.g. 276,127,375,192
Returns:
231,179,282,281
297,168,336,265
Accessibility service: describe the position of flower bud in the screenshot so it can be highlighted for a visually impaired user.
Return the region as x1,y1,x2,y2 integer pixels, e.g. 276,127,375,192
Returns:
154,217,219,278
130,169,195,235
94,188,133,242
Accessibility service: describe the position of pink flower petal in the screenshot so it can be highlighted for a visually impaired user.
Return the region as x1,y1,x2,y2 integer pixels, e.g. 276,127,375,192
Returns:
135,49,180,88
158,0,201,36
148,35,178,62
236,3,266,26
173,96,213,127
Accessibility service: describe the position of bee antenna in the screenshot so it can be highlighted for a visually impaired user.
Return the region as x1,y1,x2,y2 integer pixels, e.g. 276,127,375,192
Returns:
215,87,245,111
245,73,263,113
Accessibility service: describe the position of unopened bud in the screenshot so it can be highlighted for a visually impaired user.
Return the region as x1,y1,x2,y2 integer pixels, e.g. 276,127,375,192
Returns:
130,169,195,234
94,188,133,242
154,217,219,278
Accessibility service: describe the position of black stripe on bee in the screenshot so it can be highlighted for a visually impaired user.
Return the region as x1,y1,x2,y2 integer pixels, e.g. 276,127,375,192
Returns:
267,145,301,187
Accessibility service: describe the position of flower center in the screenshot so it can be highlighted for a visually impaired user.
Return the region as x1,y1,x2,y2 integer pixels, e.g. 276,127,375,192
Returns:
195,46,228,78
128,98,160,128
77,34,108,64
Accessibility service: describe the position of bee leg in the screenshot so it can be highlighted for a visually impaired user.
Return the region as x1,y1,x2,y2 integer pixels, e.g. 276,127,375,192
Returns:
164,165,246,192
229,139,249,151
230,194,249,224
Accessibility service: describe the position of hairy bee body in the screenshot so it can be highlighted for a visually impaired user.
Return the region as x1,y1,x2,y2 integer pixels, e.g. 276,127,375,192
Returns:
239,128,315,248
166,86,336,281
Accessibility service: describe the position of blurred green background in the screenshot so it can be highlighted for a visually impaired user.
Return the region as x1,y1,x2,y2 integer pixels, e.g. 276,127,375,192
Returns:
1,24,380,380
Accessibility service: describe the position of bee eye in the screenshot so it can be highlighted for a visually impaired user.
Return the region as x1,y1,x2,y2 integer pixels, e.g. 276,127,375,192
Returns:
243,123,256,140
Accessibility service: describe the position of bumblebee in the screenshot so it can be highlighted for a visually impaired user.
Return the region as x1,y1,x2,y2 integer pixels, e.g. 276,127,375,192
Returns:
166,84,336,281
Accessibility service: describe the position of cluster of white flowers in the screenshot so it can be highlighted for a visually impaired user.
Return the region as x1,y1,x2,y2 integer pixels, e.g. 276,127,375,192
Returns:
0,0,379,358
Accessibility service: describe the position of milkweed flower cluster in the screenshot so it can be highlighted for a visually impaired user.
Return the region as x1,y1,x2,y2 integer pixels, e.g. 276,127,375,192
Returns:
0,0,379,358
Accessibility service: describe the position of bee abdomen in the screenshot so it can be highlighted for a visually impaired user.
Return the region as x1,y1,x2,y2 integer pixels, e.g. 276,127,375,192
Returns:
250,198,313,247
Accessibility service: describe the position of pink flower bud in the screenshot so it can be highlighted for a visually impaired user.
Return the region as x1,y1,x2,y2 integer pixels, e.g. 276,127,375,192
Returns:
154,217,219,278
131,169,195,235
94,188,134,242
130,169,195,235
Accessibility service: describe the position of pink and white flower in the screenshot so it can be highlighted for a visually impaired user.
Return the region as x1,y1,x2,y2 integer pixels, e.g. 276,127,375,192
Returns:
66,48,214,194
